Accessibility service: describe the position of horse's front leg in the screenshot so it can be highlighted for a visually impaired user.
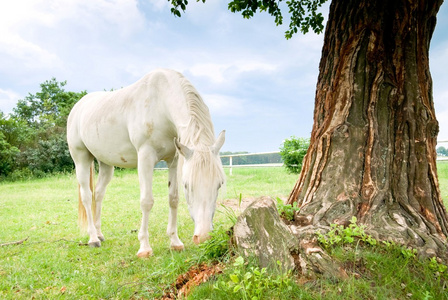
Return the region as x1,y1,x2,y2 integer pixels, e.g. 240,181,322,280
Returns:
136,149,156,258
167,160,184,251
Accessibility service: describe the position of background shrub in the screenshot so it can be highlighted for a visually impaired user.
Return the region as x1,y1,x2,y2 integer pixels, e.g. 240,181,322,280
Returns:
279,136,310,174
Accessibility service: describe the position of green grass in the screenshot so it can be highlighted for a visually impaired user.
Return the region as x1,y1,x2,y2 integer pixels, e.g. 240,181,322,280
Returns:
0,165,447,299
0,167,296,299
438,161,448,206
223,167,298,200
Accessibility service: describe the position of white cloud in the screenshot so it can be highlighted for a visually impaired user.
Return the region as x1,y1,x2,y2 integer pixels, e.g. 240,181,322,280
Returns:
0,1,51,28
183,0,225,24
0,89,20,114
0,1,62,70
73,0,145,37
0,0,145,66
189,63,229,83
203,94,247,117
238,61,277,73
149,0,169,11
189,61,277,84
0,32,63,71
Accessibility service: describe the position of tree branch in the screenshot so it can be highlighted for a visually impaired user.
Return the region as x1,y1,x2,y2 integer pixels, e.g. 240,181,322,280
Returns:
0,236,29,247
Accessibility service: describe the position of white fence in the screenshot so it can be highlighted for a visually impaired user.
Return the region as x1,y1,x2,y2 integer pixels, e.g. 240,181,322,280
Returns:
220,140,448,174
155,140,448,171
220,151,283,175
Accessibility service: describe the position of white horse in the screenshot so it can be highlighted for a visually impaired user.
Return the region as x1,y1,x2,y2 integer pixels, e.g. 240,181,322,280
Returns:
67,69,226,257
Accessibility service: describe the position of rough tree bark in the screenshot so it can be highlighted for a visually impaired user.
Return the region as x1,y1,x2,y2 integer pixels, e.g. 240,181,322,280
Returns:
288,0,448,257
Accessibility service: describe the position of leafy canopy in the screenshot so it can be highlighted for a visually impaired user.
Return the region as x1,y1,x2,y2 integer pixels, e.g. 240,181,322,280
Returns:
12,78,86,128
170,0,328,39
1,79,85,179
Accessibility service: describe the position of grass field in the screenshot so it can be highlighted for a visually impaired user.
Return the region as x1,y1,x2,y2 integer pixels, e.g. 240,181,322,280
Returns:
0,167,296,299
0,164,447,299
438,161,448,204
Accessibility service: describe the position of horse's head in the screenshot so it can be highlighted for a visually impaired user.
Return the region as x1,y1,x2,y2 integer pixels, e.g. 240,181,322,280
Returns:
174,130,226,244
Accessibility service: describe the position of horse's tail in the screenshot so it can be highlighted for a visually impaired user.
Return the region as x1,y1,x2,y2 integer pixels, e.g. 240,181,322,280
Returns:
78,162,95,231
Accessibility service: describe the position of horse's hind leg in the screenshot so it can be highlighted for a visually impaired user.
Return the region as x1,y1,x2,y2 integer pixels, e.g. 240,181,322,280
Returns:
73,150,101,247
167,159,184,251
94,161,114,242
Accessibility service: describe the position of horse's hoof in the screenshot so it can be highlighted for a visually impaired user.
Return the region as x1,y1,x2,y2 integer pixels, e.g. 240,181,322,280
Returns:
88,241,101,248
137,250,153,258
98,235,105,242
171,245,185,252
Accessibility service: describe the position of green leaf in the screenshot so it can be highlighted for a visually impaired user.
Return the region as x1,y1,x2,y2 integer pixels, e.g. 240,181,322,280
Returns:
230,274,240,283
234,256,245,267
244,271,253,281
345,236,354,243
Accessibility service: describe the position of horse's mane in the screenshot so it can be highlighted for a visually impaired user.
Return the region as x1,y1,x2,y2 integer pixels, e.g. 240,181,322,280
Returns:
177,73,216,149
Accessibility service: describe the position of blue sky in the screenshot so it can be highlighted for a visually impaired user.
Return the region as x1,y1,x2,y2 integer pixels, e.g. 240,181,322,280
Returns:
0,0,447,152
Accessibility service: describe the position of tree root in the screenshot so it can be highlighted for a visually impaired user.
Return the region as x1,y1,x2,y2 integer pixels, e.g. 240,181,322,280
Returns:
289,225,349,280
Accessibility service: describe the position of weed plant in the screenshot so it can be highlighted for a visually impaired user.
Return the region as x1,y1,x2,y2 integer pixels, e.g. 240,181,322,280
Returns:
213,256,293,300
276,197,300,221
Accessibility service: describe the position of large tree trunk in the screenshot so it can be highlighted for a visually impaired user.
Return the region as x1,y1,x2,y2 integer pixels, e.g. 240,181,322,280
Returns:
288,0,448,257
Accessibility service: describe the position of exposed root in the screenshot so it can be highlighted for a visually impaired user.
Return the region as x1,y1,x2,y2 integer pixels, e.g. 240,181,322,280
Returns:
159,263,223,299
289,225,349,280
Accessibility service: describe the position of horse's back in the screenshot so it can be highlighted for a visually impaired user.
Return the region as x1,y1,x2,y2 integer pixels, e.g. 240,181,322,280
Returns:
67,69,186,168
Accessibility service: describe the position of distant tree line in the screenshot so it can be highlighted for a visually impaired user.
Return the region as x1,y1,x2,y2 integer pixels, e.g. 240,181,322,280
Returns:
437,146,448,157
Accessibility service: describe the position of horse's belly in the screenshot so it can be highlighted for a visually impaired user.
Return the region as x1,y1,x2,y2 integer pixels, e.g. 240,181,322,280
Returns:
94,144,138,168
82,125,139,168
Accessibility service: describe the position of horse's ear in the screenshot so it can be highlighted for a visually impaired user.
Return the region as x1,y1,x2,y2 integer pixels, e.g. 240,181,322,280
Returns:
174,138,193,159
211,130,225,155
